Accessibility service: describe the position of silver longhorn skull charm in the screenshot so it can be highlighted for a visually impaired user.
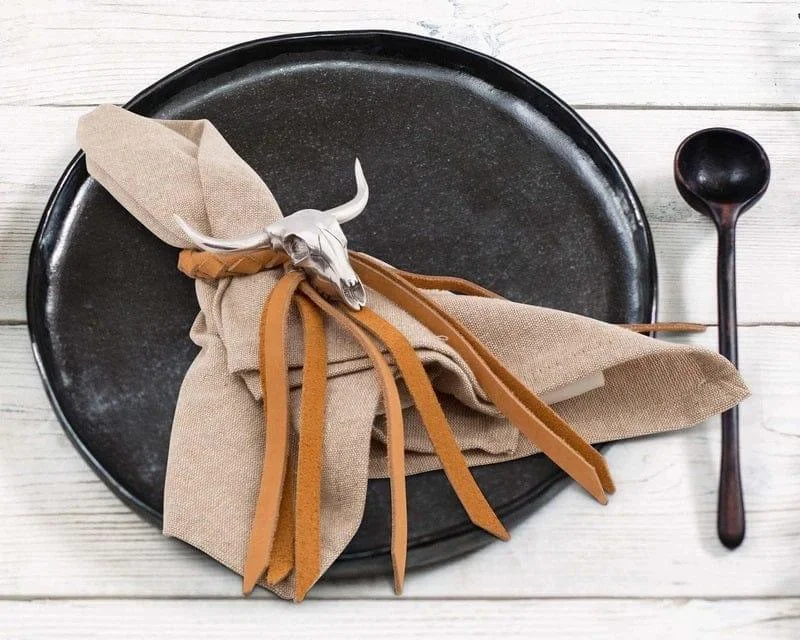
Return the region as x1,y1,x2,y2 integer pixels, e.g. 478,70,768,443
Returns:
175,159,369,310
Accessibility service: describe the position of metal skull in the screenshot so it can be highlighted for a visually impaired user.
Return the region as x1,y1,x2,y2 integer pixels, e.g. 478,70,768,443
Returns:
175,159,369,310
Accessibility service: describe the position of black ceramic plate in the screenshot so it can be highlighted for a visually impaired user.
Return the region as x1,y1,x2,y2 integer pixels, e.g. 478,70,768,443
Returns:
28,31,655,578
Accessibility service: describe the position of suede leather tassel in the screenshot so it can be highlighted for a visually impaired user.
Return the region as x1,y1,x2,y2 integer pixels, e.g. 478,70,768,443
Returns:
265,449,295,585
242,270,410,596
242,270,305,595
350,252,615,503
299,282,408,595
292,294,328,602
178,248,705,598
345,306,509,541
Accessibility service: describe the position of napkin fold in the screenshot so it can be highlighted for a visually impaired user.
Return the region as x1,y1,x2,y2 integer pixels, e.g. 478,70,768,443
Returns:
77,104,749,600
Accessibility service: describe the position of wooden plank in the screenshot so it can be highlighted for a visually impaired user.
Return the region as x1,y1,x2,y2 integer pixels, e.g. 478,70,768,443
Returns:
1,598,799,639
1,324,798,598
0,106,81,322
2,1,799,107
2,106,798,323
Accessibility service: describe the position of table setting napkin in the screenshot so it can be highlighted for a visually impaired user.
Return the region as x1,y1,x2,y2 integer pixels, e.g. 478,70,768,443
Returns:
77,103,749,601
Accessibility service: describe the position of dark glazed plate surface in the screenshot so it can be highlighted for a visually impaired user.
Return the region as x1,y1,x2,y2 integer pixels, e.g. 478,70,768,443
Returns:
27,31,655,578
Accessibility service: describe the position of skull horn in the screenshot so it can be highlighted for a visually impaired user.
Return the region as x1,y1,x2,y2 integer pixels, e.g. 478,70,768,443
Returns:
325,158,369,224
173,215,273,253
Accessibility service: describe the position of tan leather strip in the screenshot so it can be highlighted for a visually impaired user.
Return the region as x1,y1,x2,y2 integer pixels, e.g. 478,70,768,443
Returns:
265,452,295,586
350,252,610,504
242,270,305,595
177,248,287,280
364,261,703,339
299,282,408,595
176,250,704,339
293,294,328,602
347,305,510,541
621,322,706,334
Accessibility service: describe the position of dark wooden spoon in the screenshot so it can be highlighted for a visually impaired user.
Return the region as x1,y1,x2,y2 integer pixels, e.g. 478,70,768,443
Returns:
674,127,769,549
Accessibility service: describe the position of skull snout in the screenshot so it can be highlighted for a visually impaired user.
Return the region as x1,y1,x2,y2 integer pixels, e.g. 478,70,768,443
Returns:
339,276,366,310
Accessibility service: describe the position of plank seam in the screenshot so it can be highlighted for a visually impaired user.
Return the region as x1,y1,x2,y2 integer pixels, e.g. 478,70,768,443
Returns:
1,595,799,602
12,103,800,112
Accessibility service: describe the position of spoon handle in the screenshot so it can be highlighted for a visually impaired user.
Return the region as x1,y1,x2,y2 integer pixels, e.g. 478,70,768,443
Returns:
717,221,745,549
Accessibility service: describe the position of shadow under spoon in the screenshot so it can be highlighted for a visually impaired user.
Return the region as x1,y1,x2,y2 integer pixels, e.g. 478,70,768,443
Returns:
674,127,770,550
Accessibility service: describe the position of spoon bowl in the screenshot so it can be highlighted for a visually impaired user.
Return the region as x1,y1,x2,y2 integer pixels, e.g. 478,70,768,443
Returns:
675,128,770,220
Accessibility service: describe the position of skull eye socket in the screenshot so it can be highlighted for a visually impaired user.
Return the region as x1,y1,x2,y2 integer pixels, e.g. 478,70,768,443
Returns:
283,234,310,262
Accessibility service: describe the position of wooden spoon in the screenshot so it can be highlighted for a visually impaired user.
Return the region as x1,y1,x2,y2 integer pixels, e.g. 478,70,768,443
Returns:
674,127,769,549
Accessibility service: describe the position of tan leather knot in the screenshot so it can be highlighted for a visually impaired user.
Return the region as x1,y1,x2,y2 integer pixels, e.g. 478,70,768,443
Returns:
178,248,288,279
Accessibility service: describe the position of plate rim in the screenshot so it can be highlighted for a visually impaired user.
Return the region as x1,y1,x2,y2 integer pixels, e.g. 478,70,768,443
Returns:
26,29,657,568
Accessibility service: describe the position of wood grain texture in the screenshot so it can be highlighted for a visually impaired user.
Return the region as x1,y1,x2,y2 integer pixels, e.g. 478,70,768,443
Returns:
2,106,799,324
1,1,799,107
2,324,798,598
1,598,799,639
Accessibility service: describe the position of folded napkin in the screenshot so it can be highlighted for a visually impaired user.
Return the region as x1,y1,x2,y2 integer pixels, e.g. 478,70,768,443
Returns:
77,104,749,600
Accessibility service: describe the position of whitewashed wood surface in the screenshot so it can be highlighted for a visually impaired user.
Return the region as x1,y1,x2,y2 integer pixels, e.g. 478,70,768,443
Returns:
1,1,799,638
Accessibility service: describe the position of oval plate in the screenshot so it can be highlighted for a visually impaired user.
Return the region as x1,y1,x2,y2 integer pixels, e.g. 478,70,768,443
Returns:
27,31,655,579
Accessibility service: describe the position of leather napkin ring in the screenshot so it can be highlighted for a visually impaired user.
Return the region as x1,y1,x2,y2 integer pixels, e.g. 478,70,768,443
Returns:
178,248,704,600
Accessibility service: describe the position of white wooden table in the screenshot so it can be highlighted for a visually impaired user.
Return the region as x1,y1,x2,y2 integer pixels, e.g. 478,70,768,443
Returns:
2,2,799,638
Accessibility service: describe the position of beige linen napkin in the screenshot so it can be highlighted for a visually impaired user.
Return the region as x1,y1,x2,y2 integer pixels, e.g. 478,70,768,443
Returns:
77,104,749,599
